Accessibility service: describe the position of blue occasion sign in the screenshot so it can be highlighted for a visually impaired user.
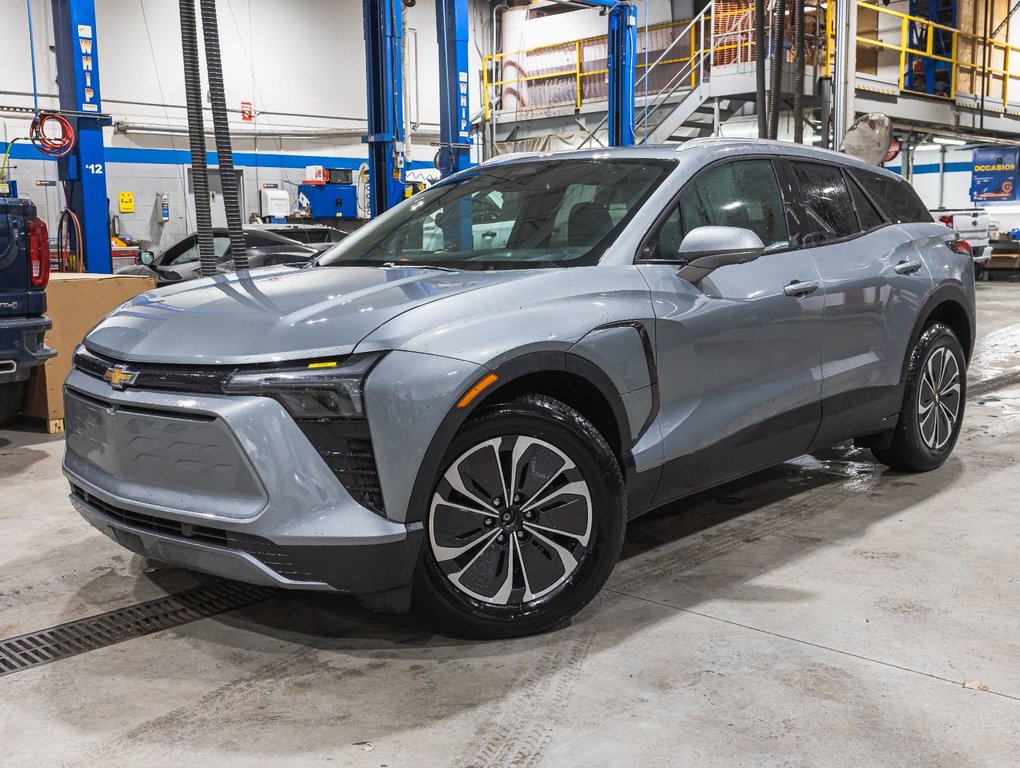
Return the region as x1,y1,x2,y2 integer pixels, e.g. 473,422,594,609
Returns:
971,146,1018,202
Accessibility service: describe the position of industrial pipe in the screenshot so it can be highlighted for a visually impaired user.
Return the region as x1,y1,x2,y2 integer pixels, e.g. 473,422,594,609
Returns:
767,0,786,140
178,0,217,278
792,0,805,143
831,0,855,151
755,0,767,138
112,121,374,139
199,0,248,272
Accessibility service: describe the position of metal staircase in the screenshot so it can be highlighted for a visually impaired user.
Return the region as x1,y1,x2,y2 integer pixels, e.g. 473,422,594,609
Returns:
633,4,716,142
485,0,820,148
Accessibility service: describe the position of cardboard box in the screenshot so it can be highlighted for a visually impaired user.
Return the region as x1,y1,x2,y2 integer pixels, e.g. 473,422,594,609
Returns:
987,254,1020,270
23,273,157,427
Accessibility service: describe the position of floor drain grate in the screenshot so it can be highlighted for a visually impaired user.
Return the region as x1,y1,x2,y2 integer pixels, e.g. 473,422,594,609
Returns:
0,580,275,677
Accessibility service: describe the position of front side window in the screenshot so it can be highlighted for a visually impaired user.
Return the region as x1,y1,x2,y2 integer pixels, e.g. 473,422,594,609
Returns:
316,159,675,270
642,159,789,260
791,161,858,242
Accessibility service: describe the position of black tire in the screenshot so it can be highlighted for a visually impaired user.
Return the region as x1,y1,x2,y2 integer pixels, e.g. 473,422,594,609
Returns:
872,323,966,472
0,381,25,427
413,394,626,639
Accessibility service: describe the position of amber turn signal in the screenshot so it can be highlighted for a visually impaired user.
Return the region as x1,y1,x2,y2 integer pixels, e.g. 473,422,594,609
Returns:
456,373,499,409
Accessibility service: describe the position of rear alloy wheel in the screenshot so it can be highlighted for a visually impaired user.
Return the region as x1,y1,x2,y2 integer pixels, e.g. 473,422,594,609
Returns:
413,395,625,639
872,322,966,472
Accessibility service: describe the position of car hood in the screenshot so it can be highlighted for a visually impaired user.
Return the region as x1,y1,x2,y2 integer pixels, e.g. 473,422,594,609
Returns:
85,265,532,364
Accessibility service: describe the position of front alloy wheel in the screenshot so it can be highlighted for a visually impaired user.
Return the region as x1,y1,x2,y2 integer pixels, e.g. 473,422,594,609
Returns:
414,395,626,639
429,435,594,606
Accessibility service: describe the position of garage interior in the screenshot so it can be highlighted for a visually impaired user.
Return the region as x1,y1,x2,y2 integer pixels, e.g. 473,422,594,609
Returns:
2,0,1020,765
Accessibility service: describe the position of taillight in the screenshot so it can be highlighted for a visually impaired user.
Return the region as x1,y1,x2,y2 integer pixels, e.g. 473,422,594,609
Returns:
939,214,954,227
947,238,972,257
28,218,50,289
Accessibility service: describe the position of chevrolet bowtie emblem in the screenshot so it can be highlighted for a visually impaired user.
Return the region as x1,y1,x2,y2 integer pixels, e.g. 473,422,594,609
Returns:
104,365,139,390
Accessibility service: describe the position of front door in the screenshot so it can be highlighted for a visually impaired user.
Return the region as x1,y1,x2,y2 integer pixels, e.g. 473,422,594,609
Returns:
636,157,825,505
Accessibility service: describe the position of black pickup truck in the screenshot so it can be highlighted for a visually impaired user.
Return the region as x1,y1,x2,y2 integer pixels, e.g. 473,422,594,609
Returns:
0,198,55,424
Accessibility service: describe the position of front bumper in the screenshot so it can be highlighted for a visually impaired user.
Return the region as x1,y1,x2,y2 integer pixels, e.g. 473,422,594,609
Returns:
62,368,423,594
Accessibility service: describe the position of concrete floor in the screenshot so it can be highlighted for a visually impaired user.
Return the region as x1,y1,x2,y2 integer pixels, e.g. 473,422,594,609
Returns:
2,283,1019,767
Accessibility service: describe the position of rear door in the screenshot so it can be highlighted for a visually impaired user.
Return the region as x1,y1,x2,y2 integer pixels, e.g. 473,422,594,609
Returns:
0,199,33,318
787,161,934,447
636,157,825,504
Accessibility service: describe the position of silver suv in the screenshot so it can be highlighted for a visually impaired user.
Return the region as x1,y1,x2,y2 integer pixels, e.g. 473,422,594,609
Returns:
64,140,975,638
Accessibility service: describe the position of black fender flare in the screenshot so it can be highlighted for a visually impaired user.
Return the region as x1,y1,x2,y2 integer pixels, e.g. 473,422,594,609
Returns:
404,348,637,525
900,282,975,382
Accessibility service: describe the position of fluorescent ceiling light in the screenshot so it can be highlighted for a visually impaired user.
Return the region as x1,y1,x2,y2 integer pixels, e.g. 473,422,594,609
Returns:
913,143,941,151
932,137,967,146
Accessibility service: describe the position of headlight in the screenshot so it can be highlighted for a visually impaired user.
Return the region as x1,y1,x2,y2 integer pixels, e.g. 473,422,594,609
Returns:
222,352,383,420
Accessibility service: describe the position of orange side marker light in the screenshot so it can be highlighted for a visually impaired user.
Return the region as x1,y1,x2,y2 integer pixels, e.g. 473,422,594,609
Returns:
456,373,499,409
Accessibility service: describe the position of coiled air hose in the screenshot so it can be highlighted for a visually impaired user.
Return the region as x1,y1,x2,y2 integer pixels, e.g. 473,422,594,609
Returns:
199,0,248,271
179,0,218,277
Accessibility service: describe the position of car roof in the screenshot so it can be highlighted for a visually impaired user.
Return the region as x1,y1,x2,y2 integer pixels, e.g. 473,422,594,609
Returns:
480,138,904,181
245,223,339,231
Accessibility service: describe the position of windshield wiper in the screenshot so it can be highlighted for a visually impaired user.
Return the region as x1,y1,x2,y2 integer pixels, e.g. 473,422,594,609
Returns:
382,262,462,272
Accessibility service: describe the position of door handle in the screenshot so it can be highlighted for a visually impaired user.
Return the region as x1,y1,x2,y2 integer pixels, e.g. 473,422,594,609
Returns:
895,259,923,275
784,280,820,297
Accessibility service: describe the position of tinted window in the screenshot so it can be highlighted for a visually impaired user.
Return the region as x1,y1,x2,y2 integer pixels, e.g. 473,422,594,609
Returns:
317,159,674,269
165,235,231,266
791,161,858,242
847,175,884,230
245,232,282,247
678,159,789,251
854,171,932,224
264,227,343,244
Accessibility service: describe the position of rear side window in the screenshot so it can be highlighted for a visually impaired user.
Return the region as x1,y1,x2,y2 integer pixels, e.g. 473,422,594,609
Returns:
679,159,789,251
790,161,858,242
854,171,932,224
847,175,885,231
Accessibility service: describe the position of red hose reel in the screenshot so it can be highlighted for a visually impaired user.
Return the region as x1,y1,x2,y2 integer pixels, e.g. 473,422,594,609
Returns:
30,112,75,158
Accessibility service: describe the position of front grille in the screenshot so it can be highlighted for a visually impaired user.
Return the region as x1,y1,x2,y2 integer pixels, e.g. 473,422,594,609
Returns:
72,486,316,581
72,347,387,515
73,347,232,394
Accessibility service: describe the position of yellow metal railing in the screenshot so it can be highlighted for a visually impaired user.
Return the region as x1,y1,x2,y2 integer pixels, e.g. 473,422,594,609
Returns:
482,19,704,120
826,0,1020,107
482,4,826,121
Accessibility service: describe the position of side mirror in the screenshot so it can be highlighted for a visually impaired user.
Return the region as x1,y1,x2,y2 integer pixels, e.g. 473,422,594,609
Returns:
675,226,766,283
138,250,156,266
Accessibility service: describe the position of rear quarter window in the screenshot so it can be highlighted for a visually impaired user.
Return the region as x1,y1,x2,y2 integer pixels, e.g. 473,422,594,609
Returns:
854,170,933,225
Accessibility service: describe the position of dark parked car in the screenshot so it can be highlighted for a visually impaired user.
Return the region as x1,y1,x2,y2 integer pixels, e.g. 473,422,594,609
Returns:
116,225,345,286
250,223,347,245
0,197,55,424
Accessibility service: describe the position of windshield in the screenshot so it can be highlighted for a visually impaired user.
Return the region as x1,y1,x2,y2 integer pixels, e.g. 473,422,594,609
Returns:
316,158,675,270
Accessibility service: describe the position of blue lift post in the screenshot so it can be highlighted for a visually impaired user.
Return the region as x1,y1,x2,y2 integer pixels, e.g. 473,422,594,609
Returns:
606,2,637,147
436,0,472,176
363,0,407,217
574,0,636,146
51,0,112,273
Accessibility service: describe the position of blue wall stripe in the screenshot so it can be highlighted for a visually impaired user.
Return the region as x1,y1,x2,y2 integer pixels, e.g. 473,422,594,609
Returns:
884,162,972,175
1,141,434,171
